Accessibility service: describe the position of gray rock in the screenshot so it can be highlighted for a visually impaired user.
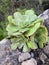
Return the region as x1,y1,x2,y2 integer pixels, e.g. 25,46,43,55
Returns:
0,38,11,58
43,15,49,20
30,52,34,58
43,45,49,56
40,53,47,63
1,55,18,65
0,38,11,45
0,49,21,65
43,9,49,15
18,52,31,62
21,58,37,65
38,9,49,20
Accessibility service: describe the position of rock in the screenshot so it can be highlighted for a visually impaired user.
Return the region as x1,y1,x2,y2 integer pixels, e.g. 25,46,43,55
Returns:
30,52,34,58
43,45,49,57
21,58,37,65
0,38,11,45
37,59,43,65
43,15,49,20
43,9,49,15
18,52,31,62
0,39,11,58
1,55,18,65
40,53,47,63
0,49,21,65
38,9,49,20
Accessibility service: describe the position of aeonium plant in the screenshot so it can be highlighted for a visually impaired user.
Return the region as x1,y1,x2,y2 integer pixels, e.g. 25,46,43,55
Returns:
6,10,48,52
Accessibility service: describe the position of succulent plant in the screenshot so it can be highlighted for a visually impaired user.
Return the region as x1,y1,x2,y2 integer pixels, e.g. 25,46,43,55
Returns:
6,9,48,52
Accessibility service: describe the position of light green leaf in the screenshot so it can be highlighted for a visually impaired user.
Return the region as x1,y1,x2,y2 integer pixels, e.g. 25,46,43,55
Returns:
25,22,40,37
23,43,29,52
14,12,23,24
11,38,21,50
27,41,37,49
35,26,48,48
38,42,44,48
11,43,19,50
8,16,13,23
6,24,19,33
19,28,29,33
11,32,22,36
25,10,37,22
18,43,24,49
28,18,43,27
8,16,15,25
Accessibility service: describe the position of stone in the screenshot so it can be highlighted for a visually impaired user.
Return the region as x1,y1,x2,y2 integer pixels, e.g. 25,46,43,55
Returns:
43,9,49,15
0,38,11,45
40,53,47,63
0,49,21,65
0,50,20,65
0,39,11,58
21,58,37,65
30,52,34,58
43,45,49,57
18,52,31,62
37,59,43,65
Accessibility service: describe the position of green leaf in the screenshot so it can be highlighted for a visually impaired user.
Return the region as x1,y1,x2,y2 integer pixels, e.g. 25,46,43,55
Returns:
25,22,40,37
11,43,17,50
25,10,37,22
23,43,29,52
8,16,13,23
6,24,19,33
13,10,37,28
11,32,22,36
28,18,43,27
18,43,24,49
8,16,15,25
38,42,44,48
35,25,48,48
19,28,29,33
27,41,37,49
14,12,23,25
11,37,22,50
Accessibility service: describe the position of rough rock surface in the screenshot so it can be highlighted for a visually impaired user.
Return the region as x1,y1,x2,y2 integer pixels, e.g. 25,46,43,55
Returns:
0,49,21,65
43,45,49,57
0,39,21,65
21,58,37,65
0,39,11,58
18,52,31,62
40,53,47,63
